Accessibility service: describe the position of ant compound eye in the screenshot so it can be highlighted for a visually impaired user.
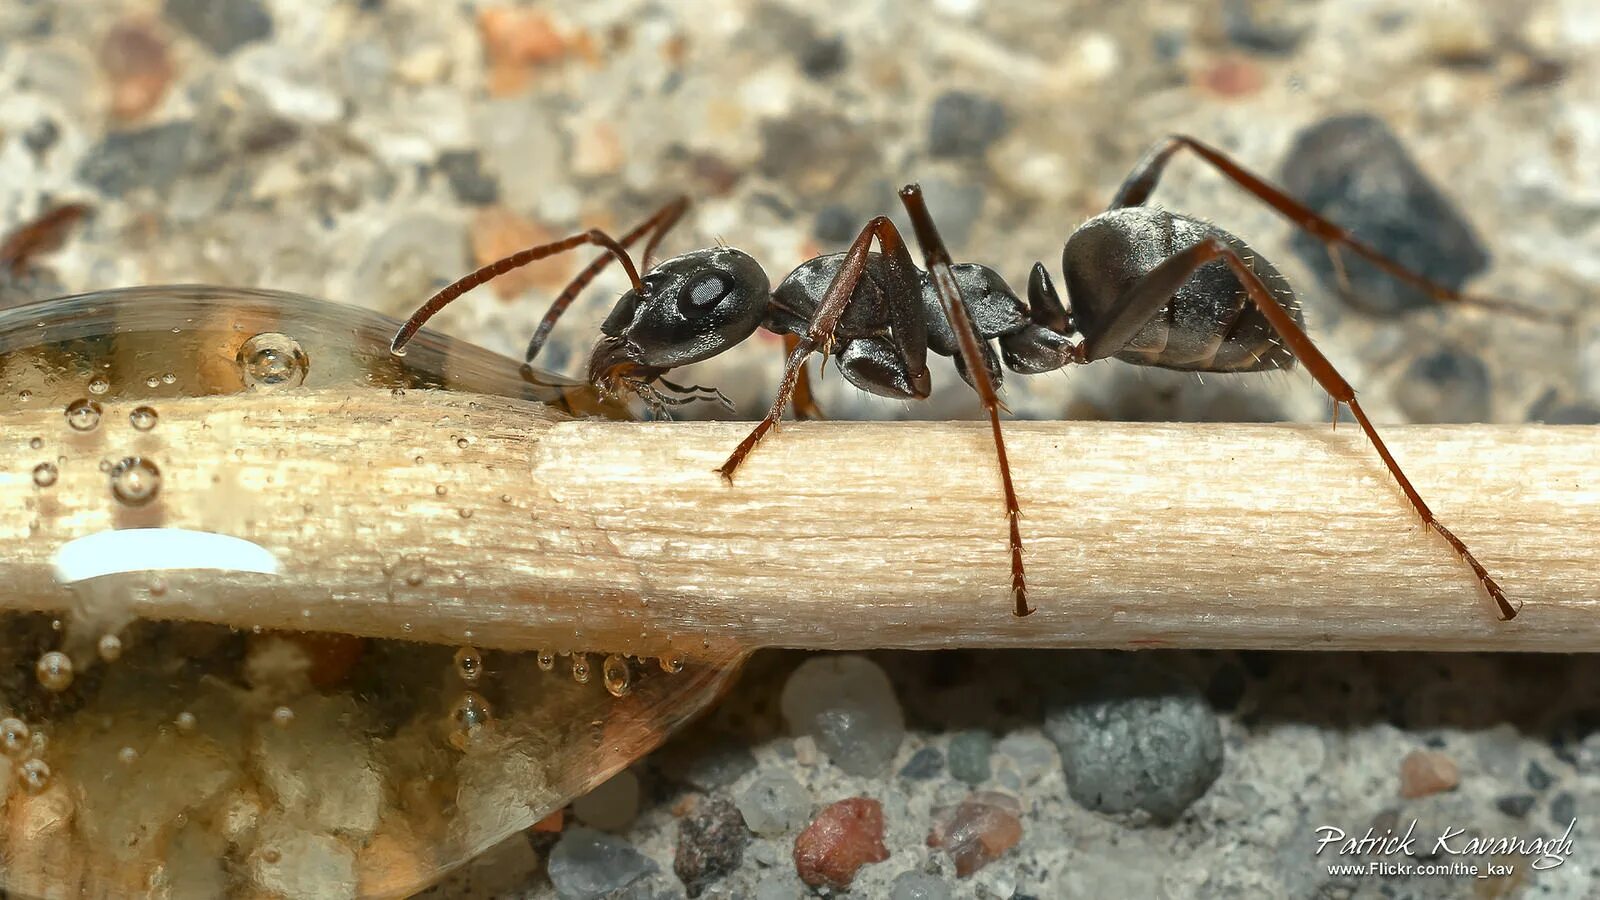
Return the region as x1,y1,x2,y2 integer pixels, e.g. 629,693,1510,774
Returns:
677,269,733,319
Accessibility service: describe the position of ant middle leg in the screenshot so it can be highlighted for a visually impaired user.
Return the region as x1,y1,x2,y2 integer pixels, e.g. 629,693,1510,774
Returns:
900,184,1033,618
1110,135,1542,319
783,333,827,420
1080,235,1517,620
717,213,926,480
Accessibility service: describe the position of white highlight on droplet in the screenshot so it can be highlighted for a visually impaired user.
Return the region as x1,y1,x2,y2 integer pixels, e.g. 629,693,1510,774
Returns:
52,528,282,584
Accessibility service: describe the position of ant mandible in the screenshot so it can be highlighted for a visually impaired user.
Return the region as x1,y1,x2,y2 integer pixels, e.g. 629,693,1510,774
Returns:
392,135,1525,622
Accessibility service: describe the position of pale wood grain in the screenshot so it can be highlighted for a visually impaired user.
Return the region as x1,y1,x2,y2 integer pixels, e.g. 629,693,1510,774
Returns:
3,389,1596,657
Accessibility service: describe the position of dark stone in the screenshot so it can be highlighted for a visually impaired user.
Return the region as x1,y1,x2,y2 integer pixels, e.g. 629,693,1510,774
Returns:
673,796,748,898
1223,0,1306,55
24,119,59,158
1043,655,1224,825
758,114,877,195
947,730,993,785
799,35,848,79
548,827,658,900
927,91,1009,160
1279,114,1490,316
1526,761,1554,792
1495,794,1536,819
899,746,944,780
1392,348,1492,424
77,121,195,198
1206,662,1248,712
164,0,273,55
438,150,500,206
1550,791,1576,827
1527,389,1600,425
656,736,757,792
813,204,861,244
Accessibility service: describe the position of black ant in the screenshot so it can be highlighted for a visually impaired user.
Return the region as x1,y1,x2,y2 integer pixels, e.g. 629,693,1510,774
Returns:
392,135,1527,622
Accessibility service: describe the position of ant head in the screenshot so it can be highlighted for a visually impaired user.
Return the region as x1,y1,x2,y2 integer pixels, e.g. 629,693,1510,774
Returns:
587,247,769,385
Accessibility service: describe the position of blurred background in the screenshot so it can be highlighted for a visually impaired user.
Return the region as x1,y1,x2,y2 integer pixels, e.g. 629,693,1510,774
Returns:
2,0,1598,897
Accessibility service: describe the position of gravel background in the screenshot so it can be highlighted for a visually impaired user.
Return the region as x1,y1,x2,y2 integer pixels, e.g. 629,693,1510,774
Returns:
2,0,1599,897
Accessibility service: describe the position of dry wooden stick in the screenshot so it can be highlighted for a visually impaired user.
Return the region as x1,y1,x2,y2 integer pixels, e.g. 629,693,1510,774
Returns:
2,389,1596,657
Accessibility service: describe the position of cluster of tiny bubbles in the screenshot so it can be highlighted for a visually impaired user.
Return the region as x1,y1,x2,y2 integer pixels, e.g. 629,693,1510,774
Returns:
97,633,124,662
20,758,51,793
536,649,556,671
31,462,58,488
236,332,310,390
109,456,162,506
87,375,109,395
448,691,493,751
571,653,592,684
271,705,295,728
64,398,103,431
0,717,30,755
602,654,632,698
453,646,483,685
129,405,159,431
35,650,74,692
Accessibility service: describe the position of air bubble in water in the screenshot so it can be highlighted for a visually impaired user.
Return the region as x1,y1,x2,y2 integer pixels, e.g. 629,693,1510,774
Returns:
237,332,309,389
20,758,51,793
603,654,632,698
129,406,159,430
175,711,197,732
88,375,109,395
28,436,42,450
660,656,685,674
98,633,124,661
448,691,493,751
571,654,591,684
32,462,58,487
454,646,483,685
0,717,29,756
271,706,295,727
36,650,74,691
537,650,555,671
64,398,103,431
118,746,138,765
110,456,162,505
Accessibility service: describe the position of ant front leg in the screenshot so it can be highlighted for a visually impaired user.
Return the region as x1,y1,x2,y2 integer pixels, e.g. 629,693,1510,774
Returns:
900,184,1033,618
1084,236,1517,620
1112,135,1544,319
717,214,925,479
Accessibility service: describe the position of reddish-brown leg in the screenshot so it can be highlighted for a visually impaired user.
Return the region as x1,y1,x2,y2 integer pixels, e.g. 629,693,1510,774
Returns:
1113,135,1546,319
717,214,922,481
524,197,689,364
1099,235,1516,619
1,203,91,276
388,198,687,356
782,333,826,420
899,184,1032,618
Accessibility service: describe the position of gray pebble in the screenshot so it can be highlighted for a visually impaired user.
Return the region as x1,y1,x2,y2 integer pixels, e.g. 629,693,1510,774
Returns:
900,746,945,780
1043,656,1223,825
1222,0,1306,54
438,150,501,206
1393,348,1492,424
1527,390,1600,424
548,827,658,900
1526,761,1553,792
165,0,273,55
947,731,993,785
77,122,196,198
928,91,1009,160
736,770,811,837
754,877,801,900
604,873,687,900
674,796,748,898
780,654,905,777
1495,794,1536,819
1279,114,1489,316
890,870,954,900
1550,792,1576,827
658,737,758,793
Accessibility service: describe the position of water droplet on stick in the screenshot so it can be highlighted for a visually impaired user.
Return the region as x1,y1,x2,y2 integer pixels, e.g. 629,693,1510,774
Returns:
129,406,159,430
603,654,632,697
32,462,58,487
237,332,310,389
110,456,162,505
64,398,103,431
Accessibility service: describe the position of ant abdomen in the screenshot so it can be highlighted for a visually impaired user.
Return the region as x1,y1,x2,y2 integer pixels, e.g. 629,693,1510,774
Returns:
1064,207,1302,373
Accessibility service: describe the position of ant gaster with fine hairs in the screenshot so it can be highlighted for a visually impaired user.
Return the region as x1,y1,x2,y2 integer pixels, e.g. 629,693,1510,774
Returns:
393,135,1528,622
